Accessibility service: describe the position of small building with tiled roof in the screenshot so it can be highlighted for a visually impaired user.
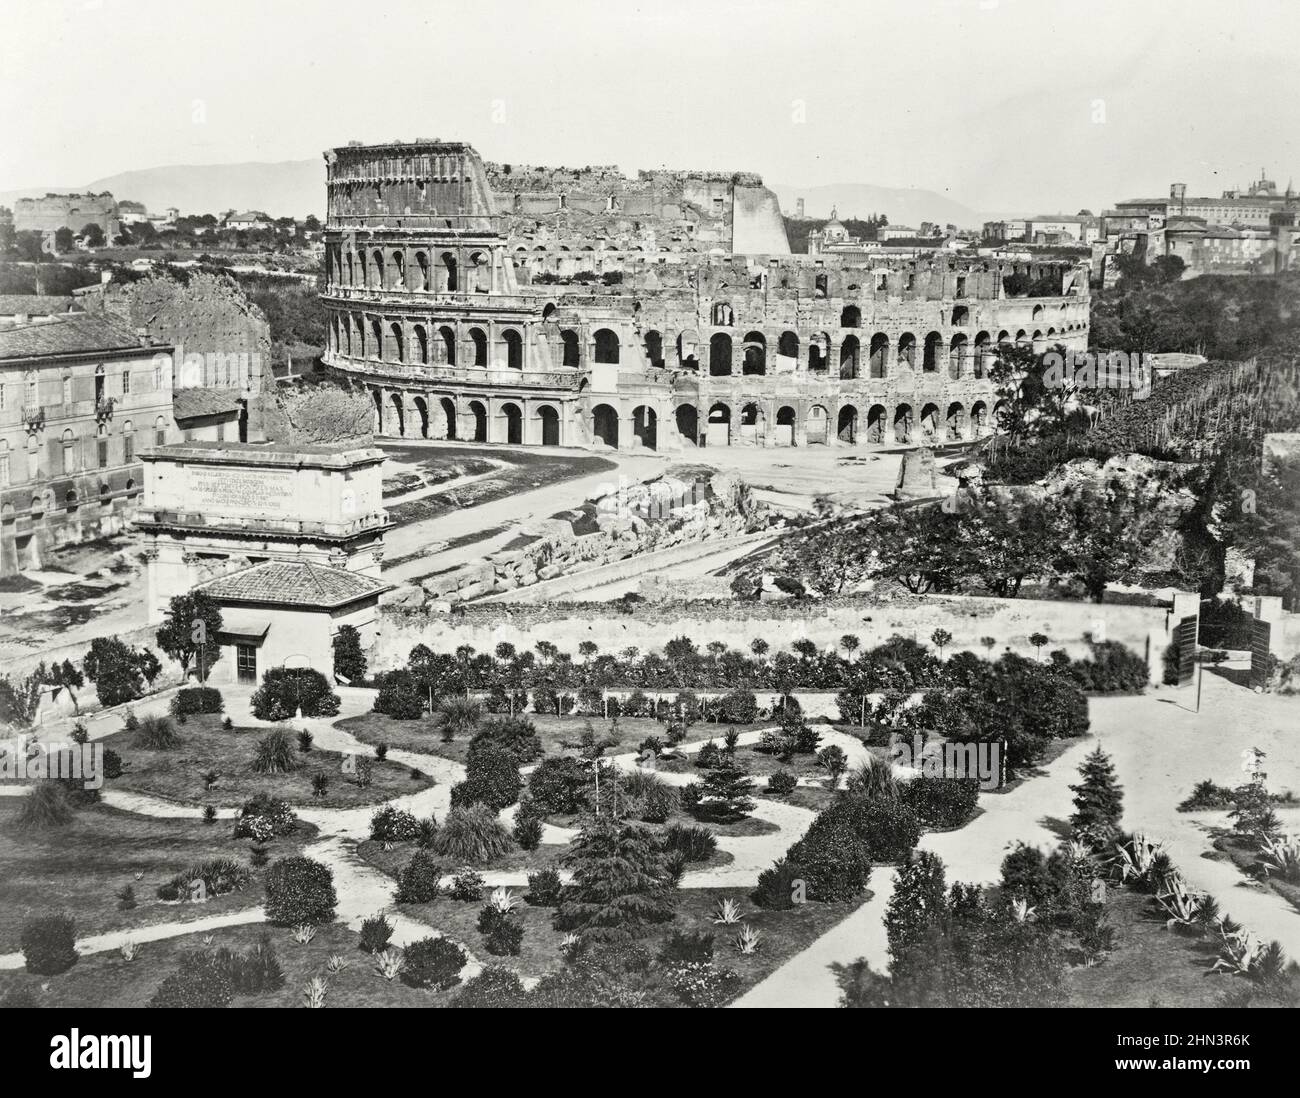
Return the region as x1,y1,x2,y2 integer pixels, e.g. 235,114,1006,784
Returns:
195,560,392,685
0,295,81,327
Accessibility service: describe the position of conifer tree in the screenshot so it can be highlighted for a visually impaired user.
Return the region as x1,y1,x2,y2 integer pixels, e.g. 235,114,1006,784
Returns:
1068,747,1124,847
553,817,676,942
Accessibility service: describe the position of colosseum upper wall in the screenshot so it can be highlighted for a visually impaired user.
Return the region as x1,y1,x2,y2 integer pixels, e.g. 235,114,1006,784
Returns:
321,140,1090,453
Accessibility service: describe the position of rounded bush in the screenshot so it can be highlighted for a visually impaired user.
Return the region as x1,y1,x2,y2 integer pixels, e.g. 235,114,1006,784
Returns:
20,913,78,975
396,852,444,904
264,856,337,926
149,951,234,1008
400,936,466,990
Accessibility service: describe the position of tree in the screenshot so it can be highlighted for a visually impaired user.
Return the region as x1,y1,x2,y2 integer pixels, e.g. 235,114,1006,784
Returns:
1068,746,1124,847
80,223,105,248
54,227,73,253
817,745,849,790
695,760,756,821
554,817,677,942
332,624,367,683
437,696,483,743
885,850,948,964
83,637,161,707
154,591,223,680
1029,632,1049,661
929,629,952,659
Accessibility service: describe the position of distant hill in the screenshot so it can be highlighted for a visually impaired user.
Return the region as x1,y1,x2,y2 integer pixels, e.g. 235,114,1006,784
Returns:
0,159,323,219
770,182,984,232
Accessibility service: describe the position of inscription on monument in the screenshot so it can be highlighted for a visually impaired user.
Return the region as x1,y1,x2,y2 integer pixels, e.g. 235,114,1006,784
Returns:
187,467,297,517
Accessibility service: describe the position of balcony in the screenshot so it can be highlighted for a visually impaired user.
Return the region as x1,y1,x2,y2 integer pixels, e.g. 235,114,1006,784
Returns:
95,396,115,424
21,406,44,434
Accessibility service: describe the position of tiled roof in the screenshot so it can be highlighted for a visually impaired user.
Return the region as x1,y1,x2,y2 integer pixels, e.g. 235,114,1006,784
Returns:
198,561,391,609
0,314,153,361
172,386,243,420
0,295,79,316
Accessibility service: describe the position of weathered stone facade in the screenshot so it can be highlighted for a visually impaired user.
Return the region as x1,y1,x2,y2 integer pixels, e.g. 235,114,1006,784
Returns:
321,140,1092,453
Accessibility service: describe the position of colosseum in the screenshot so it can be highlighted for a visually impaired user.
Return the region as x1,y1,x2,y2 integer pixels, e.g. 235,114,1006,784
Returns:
321,140,1091,451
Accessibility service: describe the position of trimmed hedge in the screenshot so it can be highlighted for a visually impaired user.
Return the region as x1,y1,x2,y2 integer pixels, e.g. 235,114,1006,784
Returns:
264,857,337,926
400,936,466,990
900,775,980,830
170,686,224,717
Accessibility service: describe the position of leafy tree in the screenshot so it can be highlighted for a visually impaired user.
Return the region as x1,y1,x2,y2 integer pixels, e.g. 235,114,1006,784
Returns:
817,745,849,790
929,629,952,658
885,850,948,963
332,624,367,683
154,591,223,680
83,637,162,707
1029,632,1049,660
80,223,105,248
554,817,677,942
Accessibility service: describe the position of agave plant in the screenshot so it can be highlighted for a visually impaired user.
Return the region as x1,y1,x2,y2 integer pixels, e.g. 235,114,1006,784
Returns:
119,941,140,962
1112,834,1166,889
488,886,522,915
1010,897,1037,924
374,948,404,980
302,977,328,1008
1077,917,1117,966
1256,834,1300,884
200,934,215,949
1247,940,1291,986
1210,927,1263,978
291,924,317,945
712,898,743,925
733,924,762,955
1155,877,1203,932
325,953,350,974
559,933,582,959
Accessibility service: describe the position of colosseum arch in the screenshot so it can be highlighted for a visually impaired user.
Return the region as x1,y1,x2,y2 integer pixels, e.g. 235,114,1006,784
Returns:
414,324,430,365
894,404,913,443
807,404,829,444
594,328,620,364
504,329,523,370
708,402,732,446
948,333,968,379
711,302,734,326
951,305,970,327
709,332,733,376
808,333,829,372
537,404,560,446
440,397,458,440
413,396,430,438
992,399,1009,431
973,331,990,377
840,335,860,380
561,329,581,368
414,252,429,291
389,393,406,437
390,250,405,290
869,333,889,378
469,328,488,367
1032,304,1045,322
469,252,491,294
370,250,384,290
468,400,488,442
675,404,699,446
742,331,766,375
778,331,799,360
436,325,456,365
922,332,942,373
440,252,458,292
739,402,765,440
920,402,940,439
946,402,966,440
500,401,523,444
644,330,663,368
390,322,405,364
1015,329,1028,346
897,332,916,369
867,404,887,443
970,400,988,435
371,389,382,433
633,405,657,450
837,404,858,443
592,403,620,447
775,405,796,445
841,304,861,328
370,318,383,360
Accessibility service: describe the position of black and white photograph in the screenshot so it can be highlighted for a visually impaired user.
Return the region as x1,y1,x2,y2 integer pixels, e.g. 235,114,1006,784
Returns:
0,0,1298,1070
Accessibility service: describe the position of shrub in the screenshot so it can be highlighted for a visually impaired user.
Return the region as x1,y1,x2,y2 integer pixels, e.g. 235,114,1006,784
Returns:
621,769,679,823
450,965,527,1008
432,805,514,864
449,868,486,902
297,729,313,753
658,929,715,964
1178,779,1234,812
695,740,723,769
102,748,124,780
664,960,743,1007
332,623,368,683
477,906,524,955
531,687,574,715
250,667,340,720
752,857,803,910
170,686,224,717
136,714,181,750
400,937,467,990
13,781,75,831
660,823,717,863
372,669,426,719
857,798,921,862
250,728,297,774
526,866,564,906
359,914,393,954
20,913,78,975
264,857,337,926
450,743,521,811
766,770,798,796
513,811,543,851
719,688,759,724
148,951,233,1008
370,805,421,843
181,857,252,897
232,793,297,842
528,756,588,816
784,800,879,901
225,932,286,995
693,762,756,822
471,717,544,764
395,851,444,904
900,775,980,830
554,818,677,942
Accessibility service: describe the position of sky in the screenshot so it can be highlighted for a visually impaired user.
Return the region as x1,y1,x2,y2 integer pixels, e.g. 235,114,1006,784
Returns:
2,0,1299,216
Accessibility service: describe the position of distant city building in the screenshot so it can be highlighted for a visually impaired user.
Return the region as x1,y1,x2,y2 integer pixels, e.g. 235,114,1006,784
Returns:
13,192,119,240
223,210,274,231
0,296,82,327
0,314,178,575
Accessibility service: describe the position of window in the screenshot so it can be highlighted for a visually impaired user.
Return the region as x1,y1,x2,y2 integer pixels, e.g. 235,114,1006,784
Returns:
154,416,166,446
61,429,75,474
122,371,131,396
97,439,108,469
123,421,133,463
25,370,37,407
26,437,38,480
0,443,8,487
94,365,105,402
62,375,73,406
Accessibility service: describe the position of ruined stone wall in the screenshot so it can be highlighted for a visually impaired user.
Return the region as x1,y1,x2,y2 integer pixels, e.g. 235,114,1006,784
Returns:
258,377,374,446
14,193,119,238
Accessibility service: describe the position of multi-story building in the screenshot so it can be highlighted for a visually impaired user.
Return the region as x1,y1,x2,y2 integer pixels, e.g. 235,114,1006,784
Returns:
0,314,178,574
321,140,1090,453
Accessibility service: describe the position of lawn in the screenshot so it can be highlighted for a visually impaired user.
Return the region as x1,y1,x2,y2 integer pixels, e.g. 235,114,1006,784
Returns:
0,800,318,953
1211,833,1300,914
1062,887,1237,1008
0,921,442,1009
101,714,434,808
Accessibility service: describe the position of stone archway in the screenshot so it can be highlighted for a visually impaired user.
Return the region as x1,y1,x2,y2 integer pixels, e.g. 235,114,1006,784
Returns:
592,403,620,447
632,405,657,450
837,404,858,443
